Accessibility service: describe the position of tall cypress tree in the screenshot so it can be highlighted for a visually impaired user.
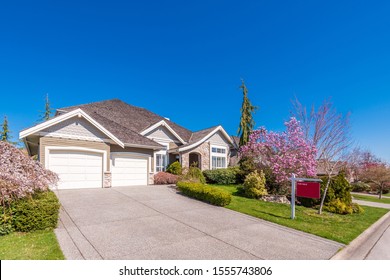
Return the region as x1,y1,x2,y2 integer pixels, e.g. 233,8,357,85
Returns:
237,80,257,146
40,93,52,121
1,116,12,142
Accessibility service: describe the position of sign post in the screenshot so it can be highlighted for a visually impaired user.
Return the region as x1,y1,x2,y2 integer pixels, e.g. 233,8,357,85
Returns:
290,175,322,220
291,174,296,219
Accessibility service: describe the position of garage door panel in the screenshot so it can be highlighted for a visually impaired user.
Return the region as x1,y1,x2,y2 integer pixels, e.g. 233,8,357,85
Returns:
111,154,148,187
48,150,103,189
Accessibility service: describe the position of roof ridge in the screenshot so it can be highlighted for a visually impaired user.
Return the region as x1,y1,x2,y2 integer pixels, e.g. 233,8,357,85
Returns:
58,98,122,111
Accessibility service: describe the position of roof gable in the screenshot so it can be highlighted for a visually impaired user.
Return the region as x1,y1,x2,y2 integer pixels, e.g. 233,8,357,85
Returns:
20,109,125,147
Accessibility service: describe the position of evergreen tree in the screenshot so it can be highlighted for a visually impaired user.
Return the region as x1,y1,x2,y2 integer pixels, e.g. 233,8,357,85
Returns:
40,93,52,121
237,80,257,146
1,116,12,142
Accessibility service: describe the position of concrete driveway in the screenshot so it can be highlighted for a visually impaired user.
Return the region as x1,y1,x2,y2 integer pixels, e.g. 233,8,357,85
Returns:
54,185,342,260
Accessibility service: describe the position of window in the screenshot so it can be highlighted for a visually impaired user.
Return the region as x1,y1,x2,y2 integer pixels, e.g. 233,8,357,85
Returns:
156,154,167,172
211,145,227,169
212,156,226,169
211,147,226,154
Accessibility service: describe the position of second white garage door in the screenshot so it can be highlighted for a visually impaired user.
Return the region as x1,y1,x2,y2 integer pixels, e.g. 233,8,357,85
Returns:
111,154,148,187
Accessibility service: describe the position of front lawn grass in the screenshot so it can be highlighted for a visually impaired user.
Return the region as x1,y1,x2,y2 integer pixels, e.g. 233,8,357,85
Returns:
0,230,64,260
352,194,390,204
384,193,390,197
212,185,389,244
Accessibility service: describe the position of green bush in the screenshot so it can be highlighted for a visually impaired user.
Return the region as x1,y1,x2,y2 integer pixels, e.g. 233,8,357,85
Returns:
5,191,60,232
182,166,206,184
236,156,257,183
323,199,353,215
242,170,268,198
203,167,239,185
166,161,182,175
0,212,13,236
176,181,231,206
351,182,371,192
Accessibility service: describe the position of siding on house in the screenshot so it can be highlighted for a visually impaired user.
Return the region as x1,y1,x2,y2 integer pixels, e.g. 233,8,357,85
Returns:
207,131,230,146
145,126,181,143
41,116,107,141
39,137,111,171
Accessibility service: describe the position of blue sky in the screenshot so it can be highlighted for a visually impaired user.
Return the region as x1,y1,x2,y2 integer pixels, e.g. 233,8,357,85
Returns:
1,1,389,161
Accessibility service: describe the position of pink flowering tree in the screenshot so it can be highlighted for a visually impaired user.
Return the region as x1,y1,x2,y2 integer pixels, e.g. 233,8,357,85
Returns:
240,117,317,185
0,141,58,205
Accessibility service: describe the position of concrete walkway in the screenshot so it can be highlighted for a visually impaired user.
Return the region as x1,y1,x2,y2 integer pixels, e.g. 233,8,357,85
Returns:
352,199,390,209
54,185,342,260
351,192,390,199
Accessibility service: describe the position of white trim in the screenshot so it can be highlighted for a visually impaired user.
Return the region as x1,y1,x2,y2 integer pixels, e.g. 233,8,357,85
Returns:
210,144,228,170
19,109,124,148
45,146,108,172
153,142,169,173
140,120,187,144
178,126,234,152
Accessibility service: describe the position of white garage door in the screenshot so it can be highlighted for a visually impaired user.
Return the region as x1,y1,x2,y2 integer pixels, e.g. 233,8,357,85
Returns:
111,154,148,187
48,150,103,189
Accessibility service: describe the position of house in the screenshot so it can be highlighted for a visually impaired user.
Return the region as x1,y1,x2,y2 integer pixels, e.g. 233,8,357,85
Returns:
19,99,238,189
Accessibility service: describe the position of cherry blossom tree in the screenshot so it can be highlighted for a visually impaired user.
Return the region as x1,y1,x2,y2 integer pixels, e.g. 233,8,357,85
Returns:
240,117,317,185
0,141,58,205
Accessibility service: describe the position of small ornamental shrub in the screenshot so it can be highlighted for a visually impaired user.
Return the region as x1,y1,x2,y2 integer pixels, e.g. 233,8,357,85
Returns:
242,170,268,198
203,167,239,185
351,182,371,192
0,191,60,234
154,172,179,185
351,203,365,214
182,166,206,184
166,161,182,175
323,199,352,215
0,141,58,205
176,181,231,206
0,212,13,236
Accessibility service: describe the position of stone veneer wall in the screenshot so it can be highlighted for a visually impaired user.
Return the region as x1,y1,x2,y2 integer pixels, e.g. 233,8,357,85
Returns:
103,172,112,188
181,142,211,171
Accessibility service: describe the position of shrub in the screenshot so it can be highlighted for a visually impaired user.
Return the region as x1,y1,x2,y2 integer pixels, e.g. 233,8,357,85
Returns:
242,170,268,198
182,166,206,184
0,141,58,205
323,199,352,215
203,167,239,185
0,191,60,234
351,182,371,192
176,181,231,206
166,161,182,175
351,203,365,214
236,156,257,183
0,212,13,236
154,172,179,184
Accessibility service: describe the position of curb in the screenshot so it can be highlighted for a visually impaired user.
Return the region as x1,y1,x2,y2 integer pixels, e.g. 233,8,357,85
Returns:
331,210,390,260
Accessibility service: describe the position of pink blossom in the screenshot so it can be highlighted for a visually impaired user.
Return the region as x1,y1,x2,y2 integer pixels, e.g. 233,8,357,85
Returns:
0,141,58,205
240,117,317,184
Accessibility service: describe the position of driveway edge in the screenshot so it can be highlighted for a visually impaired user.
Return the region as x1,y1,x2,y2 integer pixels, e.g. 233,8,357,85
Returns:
331,210,390,260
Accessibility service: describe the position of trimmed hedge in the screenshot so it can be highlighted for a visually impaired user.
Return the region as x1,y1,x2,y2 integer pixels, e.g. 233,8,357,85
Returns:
203,167,239,185
176,181,231,206
0,191,60,234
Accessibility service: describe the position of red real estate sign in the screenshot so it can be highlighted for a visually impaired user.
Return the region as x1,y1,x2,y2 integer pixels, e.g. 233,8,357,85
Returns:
296,181,321,199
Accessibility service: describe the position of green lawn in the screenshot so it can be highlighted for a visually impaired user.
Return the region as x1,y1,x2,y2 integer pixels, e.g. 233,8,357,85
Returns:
212,185,389,244
352,194,390,204
0,230,64,260
384,193,390,197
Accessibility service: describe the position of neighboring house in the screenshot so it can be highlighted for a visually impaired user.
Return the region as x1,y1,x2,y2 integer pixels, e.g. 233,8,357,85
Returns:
20,99,238,189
